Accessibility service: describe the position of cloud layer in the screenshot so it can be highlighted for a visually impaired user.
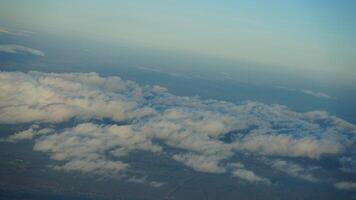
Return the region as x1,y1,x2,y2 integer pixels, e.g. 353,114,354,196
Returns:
0,71,355,186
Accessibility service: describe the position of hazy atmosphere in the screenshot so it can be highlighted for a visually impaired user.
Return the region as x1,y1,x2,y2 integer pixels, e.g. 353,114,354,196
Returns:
0,1,356,200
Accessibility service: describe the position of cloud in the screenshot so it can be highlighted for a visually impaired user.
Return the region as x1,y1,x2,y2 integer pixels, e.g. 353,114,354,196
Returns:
173,153,226,173
0,44,45,56
234,133,345,159
0,71,154,124
1,125,53,142
232,169,269,184
232,168,270,184
276,86,332,99
52,159,128,175
0,71,355,183
127,176,165,188
334,182,356,191
33,123,161,174
264,159,318,182
229,162,270,184
299,89,332,99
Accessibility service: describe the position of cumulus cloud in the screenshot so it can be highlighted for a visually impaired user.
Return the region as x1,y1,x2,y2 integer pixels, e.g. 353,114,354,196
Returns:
0,44,45,56
0,71,154,123
0,71,355,183
334,182,356,191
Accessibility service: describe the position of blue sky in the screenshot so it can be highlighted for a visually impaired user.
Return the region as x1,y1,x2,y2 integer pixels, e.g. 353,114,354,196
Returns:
0,0,356,77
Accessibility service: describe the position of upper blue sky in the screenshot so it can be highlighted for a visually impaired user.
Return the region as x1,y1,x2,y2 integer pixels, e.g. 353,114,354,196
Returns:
1,0,356,78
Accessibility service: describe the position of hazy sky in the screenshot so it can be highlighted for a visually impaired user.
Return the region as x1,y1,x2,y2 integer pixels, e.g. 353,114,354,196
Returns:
1,0,356,76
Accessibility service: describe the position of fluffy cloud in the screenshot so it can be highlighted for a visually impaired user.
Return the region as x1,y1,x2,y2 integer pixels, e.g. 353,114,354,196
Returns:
0,71,154,123
33,123,161,174
0,44,45,56
0,71,355,184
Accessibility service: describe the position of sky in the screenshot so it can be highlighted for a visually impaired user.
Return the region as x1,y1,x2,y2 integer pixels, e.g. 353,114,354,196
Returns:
1,2,356,199
0,0,356,79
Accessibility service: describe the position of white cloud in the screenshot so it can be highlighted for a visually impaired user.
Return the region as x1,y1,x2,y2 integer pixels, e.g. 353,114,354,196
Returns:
0,71,155,124
0,71,355,182
234,133,345,159
232,168,270,184
334,182,356,191
1,125,53,142
33,123,161,174
0,44,45,56
229,162,270,184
